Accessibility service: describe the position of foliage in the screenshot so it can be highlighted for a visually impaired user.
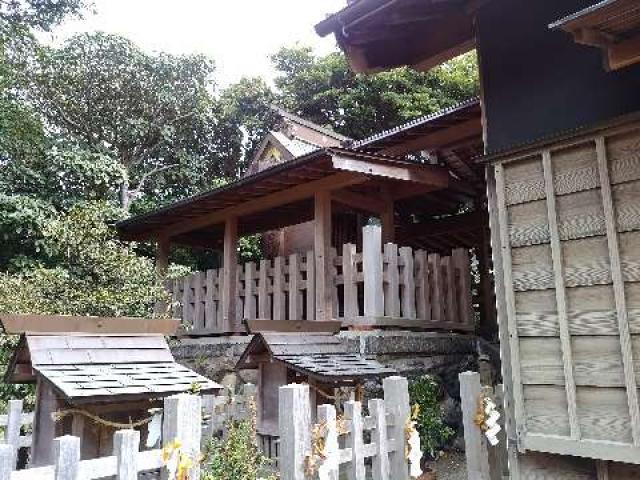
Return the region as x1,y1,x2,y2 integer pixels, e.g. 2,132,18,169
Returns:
271,46,479,139
0,201,167,317
201,419,275,480
408,376,455,458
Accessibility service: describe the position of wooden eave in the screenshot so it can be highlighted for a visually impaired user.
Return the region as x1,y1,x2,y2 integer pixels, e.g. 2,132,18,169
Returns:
116,148,451,246
550,0,640,71
315,0,475,73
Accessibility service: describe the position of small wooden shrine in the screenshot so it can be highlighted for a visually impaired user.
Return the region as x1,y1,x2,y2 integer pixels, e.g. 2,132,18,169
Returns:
1,314,222,466
235,322,396,435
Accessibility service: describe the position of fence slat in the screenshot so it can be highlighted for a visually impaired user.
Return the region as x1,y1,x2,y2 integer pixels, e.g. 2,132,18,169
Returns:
305,250,315,321
0,445,13,480
384,243,400,318
114,430,139,480
345,401,365,480
459,372,490,480
279,384,311,480
383,377,410,480
369,399,390,480
317,404,339,480
399,247,416,319
5,400,22,469
363,225,384,317
343,244,358,320
244,263,257,320
273,257,285,320
289,254,302,320
414,250,431,322
453,249,473,326
428,253,444,322
258,259,271,320
54,436,80,480
162,394,202,480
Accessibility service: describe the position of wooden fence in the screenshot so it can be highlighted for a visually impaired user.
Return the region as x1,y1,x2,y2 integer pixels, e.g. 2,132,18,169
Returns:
279,376,416,480
170,225,474,335
0,400,32,468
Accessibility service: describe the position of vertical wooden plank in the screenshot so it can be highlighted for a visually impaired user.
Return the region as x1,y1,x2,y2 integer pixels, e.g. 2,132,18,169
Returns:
453,249,473,327
383,376,410,480
162,394,202,480
384,243,400,318
205,269,216,330
380,198,395,245
0,445,13,480
345,401,365,480
363,225,384,318
369,399,390,480
596,460,610,480
443,255,456,323
331,247,339,318
494,163,526,449
414,250,431,322
54,436,80,480
273,256,285,320
258,259,270,320
399,246,416,319
317,404,339,480
114,430,139,480
192,271,205,332
182,275,193,327
31,378,58,467
459,372,490,480
596,136,640,445
243,262,257,321
343,243,358,320
315,190,333,321
289,254,302,320
428,253,444,321
305,250,315,321
279,384,311,480
542,150,580,440
222,216,238,332
486,165,520,479
5,400,21,468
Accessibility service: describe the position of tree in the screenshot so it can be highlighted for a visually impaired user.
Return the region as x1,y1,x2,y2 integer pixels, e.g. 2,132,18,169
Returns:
25,32,238,210
271,46,479,139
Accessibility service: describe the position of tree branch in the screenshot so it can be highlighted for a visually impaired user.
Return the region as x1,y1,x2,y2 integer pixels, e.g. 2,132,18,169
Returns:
129,163,180,197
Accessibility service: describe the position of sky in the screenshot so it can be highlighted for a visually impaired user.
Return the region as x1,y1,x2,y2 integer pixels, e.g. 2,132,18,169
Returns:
41,0,346,86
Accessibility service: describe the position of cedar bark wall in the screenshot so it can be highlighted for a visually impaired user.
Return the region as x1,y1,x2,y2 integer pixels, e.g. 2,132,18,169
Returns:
490,120,640,476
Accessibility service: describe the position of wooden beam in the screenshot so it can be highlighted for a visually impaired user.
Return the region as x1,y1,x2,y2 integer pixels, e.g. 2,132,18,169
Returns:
0,314,179,335
332,156,449,188
156,171,367,240
379,118,481,157
331,189,386,214
607,35,640,71
397,211,485,241
245,320,342,334
314,191,333,321
221,216,238,332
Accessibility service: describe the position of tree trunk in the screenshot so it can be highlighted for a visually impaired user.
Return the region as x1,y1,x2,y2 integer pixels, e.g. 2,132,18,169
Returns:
120,177,130,211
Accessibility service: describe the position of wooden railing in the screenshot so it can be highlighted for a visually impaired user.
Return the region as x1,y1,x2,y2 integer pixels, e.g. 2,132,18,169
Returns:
169,225,475,335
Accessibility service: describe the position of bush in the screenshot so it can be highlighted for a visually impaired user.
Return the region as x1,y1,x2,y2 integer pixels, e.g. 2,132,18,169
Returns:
201,419,275,480
409,375,455,458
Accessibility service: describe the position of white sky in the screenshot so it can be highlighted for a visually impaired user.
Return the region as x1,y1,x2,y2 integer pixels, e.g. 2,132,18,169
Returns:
41,0,346,87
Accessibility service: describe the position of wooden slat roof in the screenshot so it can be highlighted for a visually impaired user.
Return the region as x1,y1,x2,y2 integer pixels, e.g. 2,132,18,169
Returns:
550,0,640,34
236,333,396,383
6,334,222,403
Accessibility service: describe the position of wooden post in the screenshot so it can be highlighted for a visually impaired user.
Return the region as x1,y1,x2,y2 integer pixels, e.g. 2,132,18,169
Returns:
363,225,384,318
459,371,490,480
369,399,390,480
317,404,339,480
279,384,311,480
5,400,21,468
114,430,139,480
162,394,202,480
380,199,395,244
154,237,170,316
345,401,365,480
343,243,358,320
31,378,58,467
384,243,400,318
383,376,410,480
0,445,13,480
54,435,80,480
289,254,302,320
399,246,416,319
222,216,238,332
314,191,333,321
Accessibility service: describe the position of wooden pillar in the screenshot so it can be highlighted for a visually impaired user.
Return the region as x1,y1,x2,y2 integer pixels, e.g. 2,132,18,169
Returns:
31,378,59,467
221,217,238,332
380,197,395,245
314,191,332,321
459,371,491,480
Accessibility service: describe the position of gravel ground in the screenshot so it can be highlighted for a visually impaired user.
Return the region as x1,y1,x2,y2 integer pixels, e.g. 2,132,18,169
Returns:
427,450,467,480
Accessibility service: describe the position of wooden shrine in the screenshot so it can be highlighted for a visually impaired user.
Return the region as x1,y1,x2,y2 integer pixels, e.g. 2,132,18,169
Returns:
1,314,222,466
235,326,396,436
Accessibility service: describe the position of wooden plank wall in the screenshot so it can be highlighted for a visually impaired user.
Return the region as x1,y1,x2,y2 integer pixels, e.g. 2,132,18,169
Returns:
493,122,640,469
